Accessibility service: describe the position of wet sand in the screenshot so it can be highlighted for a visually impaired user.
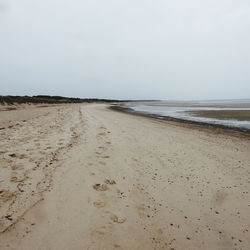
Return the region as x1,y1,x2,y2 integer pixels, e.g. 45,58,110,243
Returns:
0,103,250,250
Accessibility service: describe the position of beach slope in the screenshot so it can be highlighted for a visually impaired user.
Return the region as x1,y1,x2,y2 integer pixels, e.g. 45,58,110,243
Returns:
0,104,250,250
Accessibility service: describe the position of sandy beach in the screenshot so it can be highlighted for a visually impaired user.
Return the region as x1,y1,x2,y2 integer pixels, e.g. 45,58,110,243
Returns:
0,103,250,250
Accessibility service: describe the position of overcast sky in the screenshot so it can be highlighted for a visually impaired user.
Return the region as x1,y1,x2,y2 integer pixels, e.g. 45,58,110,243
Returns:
0,0,250,100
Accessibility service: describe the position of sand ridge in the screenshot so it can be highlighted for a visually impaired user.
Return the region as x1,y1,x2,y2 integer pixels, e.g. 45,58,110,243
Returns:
0,104,84,232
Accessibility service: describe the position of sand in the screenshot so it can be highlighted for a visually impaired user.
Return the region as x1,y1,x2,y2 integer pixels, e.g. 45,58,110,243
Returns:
0,103,250,250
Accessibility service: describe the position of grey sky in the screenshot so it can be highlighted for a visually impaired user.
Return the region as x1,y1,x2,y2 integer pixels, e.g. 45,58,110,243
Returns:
0,0,250,100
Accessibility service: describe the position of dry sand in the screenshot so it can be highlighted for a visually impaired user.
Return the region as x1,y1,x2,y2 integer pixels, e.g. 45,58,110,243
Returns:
0,103,250,250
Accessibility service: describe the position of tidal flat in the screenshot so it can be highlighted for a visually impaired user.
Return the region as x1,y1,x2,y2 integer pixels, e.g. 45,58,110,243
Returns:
129,99,250,131
186,109,250,121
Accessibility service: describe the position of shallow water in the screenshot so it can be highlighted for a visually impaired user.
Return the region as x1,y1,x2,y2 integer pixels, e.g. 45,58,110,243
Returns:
130,101,250,130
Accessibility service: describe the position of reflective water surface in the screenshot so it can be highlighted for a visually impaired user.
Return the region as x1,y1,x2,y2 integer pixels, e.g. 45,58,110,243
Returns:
130,100,250,130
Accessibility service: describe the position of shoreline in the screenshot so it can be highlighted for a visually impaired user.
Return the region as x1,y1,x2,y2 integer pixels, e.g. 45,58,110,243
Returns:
110,104,250,136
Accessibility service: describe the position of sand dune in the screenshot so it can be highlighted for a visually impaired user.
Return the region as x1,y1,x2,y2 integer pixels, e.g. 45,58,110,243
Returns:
0,103,249,250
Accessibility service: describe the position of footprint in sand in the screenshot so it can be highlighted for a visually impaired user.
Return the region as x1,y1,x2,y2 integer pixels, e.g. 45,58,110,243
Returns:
97,132,106,137
102,156,110,159
10,172,25,183
93,184,109,191
93,201,106,208
9,153,17,158
0,190,16,203
110,215,126,223
104,179,116,185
